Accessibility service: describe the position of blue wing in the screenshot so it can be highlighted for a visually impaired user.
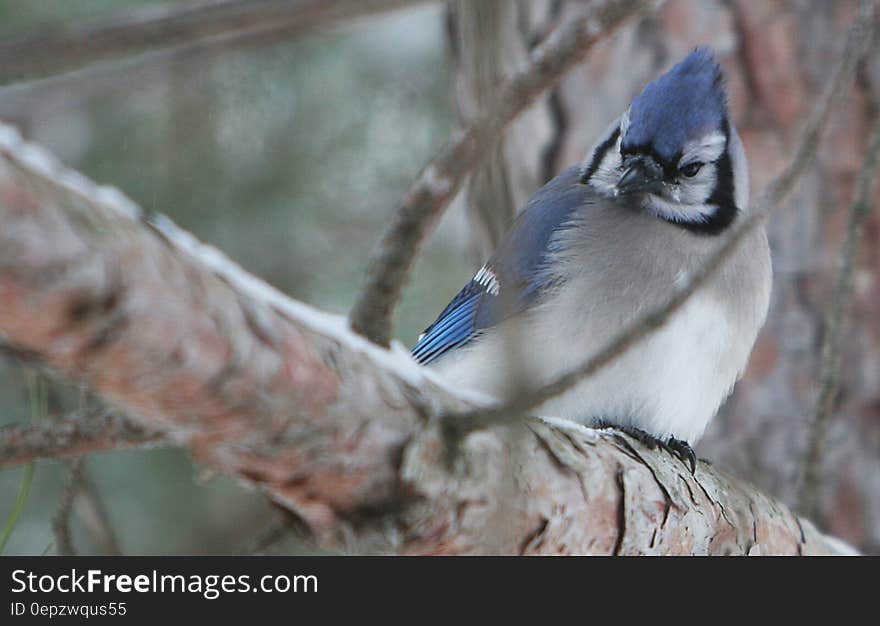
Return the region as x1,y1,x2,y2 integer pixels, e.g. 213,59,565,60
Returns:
412,166,590,365
410,280,487,364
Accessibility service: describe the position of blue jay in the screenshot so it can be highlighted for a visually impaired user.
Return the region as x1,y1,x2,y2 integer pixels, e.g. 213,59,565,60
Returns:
412,49,771,469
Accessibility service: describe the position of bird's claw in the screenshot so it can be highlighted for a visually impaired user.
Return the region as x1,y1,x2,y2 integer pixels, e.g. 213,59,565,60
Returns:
597,421,697,474
664,437,697,474
596,421,658,449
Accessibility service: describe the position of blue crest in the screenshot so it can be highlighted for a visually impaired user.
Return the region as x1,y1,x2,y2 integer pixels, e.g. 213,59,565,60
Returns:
622,48,727,162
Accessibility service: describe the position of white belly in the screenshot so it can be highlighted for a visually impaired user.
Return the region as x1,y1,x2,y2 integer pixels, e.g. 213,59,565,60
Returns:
431,290,750,444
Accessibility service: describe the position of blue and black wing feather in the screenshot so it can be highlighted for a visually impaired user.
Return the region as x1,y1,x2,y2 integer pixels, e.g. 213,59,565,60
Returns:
411,166,590,365
410,281,488,364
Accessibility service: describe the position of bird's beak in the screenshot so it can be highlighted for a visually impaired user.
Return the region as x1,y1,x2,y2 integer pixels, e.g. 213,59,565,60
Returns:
616,156,665,196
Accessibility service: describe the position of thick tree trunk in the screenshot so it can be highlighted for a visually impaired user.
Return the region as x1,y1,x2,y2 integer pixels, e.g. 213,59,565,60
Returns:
0,122,850,555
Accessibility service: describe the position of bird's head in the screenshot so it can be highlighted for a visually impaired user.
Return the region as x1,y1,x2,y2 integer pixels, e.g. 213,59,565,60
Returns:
581,48,747,235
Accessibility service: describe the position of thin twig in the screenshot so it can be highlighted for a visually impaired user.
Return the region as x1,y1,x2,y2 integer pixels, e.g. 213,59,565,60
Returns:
77,479,123,555
0,0,432,85
52,458,84,556
52,389,124,556
0,409,165,468
447,0,877,432
62,461,124,556
349,0,656,346
797,111,880,518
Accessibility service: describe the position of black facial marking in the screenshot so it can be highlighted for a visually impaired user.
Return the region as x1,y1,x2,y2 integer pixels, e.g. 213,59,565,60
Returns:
673,119,737,236
620,141,681,181
580,125,620,184
584,114,739,236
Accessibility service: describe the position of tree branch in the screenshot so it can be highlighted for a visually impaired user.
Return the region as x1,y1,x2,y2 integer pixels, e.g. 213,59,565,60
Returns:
348,0,656,346
52,457,123,555
0,0,433,85
53,458,84,556
0,409,164,468
0,120,849,554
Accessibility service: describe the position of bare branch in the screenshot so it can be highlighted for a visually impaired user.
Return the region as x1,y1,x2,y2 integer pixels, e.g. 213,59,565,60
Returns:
0,0,433,85
53,458,84,556
0,119,848,554
77,473,123,555
798,110,880,517
52,458,122,556
0,410,164,468
449,0,878,431
349,0,656,346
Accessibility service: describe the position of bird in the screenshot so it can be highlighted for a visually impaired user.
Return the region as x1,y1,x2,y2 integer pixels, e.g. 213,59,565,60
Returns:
411,48,771,472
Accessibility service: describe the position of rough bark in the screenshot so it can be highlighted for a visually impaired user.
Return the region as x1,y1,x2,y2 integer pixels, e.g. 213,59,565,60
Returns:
0,122,849,555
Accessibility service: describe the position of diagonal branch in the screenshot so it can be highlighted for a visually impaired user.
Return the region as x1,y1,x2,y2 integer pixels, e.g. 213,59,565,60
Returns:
0,0,433,85
348,0,656,346
449,0,878,430
0,409,164,468
0,118,849,554
52,457,124,555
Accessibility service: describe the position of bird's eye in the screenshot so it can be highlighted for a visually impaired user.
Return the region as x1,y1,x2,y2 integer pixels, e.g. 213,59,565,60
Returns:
679,162,703,178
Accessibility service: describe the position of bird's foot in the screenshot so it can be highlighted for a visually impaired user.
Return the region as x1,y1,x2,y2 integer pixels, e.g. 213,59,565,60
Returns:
595,421,697,474
664,437,697,475
596,421,660,449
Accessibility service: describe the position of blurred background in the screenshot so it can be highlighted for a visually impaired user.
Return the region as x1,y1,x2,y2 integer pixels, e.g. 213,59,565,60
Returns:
0,0,878,554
